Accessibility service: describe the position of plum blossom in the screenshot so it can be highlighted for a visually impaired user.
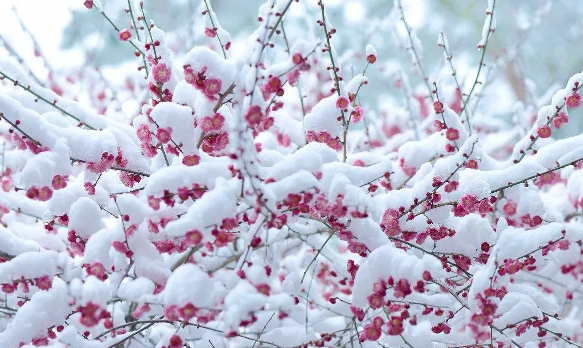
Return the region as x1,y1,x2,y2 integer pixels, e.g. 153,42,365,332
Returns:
153,63,171,84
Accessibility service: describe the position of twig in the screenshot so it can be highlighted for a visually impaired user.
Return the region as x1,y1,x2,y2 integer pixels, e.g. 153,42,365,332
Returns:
202,0,227,59
0,70,97,130
395,0,433,100
318,1,348,162
458,0,497,126
300,231,335,283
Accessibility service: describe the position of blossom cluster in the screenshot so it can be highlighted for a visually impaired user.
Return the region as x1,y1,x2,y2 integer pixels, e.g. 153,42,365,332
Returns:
0,0,583,348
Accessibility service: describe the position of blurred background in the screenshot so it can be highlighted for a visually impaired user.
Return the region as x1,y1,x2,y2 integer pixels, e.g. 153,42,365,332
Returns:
1,0,582,139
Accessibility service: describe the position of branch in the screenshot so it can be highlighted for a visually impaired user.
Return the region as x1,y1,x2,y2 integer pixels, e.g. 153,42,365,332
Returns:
0,70,97,130
459,0,497,126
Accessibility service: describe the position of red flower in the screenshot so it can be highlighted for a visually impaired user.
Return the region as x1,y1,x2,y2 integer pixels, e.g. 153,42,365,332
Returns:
203,78,222,100
433,100,444,114
153,63,171,84
351,106,365,123
118,29,132,41
37,186,53,201
361,323,381,341
245,106,264,127
52,175,67,190
386,316,404,335
182,154,201,167
184,230,203,246
178,303,197,321
537,125,551,138
565,92,582,109
336,97,349,110
35,275,52,290
446,127,459,141
1,283,15,294
393,279,412,298
84,262,107,280
156,127,172,143
204,27,217,38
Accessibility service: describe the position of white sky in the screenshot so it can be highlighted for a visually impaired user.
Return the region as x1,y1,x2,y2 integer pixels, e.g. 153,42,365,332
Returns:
0,0,82,70
0,0,426,72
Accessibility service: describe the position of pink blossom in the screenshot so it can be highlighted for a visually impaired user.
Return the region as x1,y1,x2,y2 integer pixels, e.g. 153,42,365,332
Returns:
168,335,183,348
361,323,381,341
565,92,582,109
182,154,200,166
156,127,172,143
203,77,222,99
2,283,15,294
118,29,132,41
386,316,404,335
85,262,107,280
1,176,13,192
184,66,197,85
537,125,552,138
433,100,444,114
211,113,225,130
393,279,412,298
184,230,203,246
152,63,171,84
136,124,152,142
79,302,103,327
35,275,52,290
245,105,263,127
292,53,303,65
503,200,517,215
200,116,214,132
553,111,569,129
351,105,365,123
336,97,349,110
37,186,53,201
446,127,459,141
204,27,217,38
287,70,300,86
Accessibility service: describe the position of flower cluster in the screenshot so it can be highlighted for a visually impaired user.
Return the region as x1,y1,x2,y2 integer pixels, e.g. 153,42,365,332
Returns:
1,1,583,348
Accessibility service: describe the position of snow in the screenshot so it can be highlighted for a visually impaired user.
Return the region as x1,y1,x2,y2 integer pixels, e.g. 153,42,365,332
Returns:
281,272,301,295
160,264,225,308
0,250,61,284
261,327,318,347
68,197,104,239
0,279,70,347
0,224,40,257
2,1,583,346
162,177,238,238
352,244,444,307
266,143,337,180
303,95,345,138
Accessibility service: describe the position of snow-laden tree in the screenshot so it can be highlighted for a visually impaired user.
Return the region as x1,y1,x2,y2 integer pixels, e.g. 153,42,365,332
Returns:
1,0,583,347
